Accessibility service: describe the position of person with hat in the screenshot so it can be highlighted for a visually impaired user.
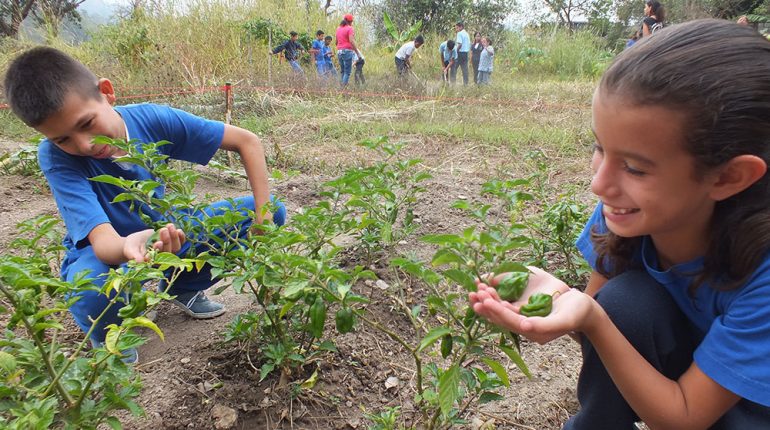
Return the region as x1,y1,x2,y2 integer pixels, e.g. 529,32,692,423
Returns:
336,14,363,87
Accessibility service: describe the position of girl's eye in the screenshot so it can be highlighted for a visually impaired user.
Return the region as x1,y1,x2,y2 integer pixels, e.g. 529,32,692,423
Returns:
592,143,604,155
82,119,93,129
623,161,646,176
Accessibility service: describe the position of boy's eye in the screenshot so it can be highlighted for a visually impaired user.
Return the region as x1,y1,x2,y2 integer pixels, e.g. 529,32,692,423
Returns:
592,143,604,154
82,119,93,129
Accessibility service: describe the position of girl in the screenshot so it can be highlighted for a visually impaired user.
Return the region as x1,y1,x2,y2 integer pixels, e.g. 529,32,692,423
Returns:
471,31,483,84
477,37,494,85
470,19,770,429
642,0,665,37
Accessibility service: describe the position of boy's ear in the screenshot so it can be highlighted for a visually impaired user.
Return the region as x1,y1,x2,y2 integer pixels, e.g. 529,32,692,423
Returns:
709,155,767,201
97,78,117,105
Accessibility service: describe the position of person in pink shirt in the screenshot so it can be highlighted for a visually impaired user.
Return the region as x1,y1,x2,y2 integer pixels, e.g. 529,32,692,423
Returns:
335,13,363,87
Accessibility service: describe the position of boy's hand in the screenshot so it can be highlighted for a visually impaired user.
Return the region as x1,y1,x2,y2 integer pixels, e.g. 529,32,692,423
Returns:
124,224,186,263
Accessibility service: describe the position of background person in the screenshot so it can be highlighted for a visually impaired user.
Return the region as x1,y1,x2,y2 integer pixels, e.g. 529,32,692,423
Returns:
271,31,305,76
439,39,457,82
451,22,471,85
395,35,424,77
335,14,362,87
477,37,494,85
471,31,483,84
641,1,665,37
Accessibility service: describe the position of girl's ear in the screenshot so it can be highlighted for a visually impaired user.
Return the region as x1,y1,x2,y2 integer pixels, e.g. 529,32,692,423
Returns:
97,78,117,105
710,155,767,201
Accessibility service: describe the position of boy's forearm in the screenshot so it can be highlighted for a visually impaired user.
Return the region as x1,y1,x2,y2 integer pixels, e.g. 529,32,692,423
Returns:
89,223,129,265
238,136,271,222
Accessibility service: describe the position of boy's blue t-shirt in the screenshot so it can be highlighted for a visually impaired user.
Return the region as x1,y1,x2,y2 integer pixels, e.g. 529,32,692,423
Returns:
576,203,770,407
38,103,224,258
439,41,458,63
312,39,325,63
321,45,334,66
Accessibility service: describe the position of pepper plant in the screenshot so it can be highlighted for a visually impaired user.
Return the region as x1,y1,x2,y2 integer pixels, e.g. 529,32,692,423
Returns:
0,215,196,429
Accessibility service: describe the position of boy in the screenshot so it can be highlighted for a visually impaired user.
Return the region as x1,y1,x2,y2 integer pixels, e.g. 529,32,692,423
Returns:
395,34,425,77
3,47,286,363
452,21,471,85
271,31,305,75
438,39,457,82
310,30,329,78
321,35,338,80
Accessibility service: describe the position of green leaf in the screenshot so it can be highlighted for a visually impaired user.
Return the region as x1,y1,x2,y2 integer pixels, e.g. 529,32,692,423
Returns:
492,262,529,275
417,327,452,352
260,363,275,381
0,351,17,374
499,344,531,379
128,316,164,341
421,234,464,245
105,416,123,430
90,175,131,188
104,326,121,354
481,358,510,387
431,249,465,267
478,391,505,404
438,364,460,417
443,269,477,292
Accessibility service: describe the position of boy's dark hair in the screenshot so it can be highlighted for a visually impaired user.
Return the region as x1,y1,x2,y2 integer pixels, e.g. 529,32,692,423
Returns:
447,40,455,50
324,35,333,42
594,19,770,293
4,46,100,127
290,31,298,37
414,35,425,44
485,37,493,45
456,21,464,28
316,29,324,36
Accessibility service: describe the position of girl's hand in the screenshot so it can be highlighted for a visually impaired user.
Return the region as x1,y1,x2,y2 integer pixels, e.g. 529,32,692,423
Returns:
472,288,596,344
473,267,570,307
469,267,581,343
124,224,186,263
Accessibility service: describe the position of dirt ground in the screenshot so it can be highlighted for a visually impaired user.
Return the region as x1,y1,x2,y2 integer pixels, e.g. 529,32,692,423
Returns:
0,130,584,429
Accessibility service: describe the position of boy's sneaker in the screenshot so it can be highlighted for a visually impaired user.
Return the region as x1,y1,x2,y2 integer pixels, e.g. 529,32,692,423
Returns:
170,291,225,319
91,339,139,364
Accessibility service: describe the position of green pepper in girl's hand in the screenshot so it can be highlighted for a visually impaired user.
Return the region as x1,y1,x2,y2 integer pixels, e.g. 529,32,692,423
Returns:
519,292,553,317
495,271,529,302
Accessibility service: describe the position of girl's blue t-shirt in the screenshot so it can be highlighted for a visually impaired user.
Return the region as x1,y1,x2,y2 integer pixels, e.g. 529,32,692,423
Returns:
38,103,224,260
577,203,770,407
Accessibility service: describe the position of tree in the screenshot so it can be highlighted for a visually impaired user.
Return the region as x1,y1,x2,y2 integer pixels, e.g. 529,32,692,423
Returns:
0,0,36,38
369,0,515,43
542,0,594,27
32,0,84,38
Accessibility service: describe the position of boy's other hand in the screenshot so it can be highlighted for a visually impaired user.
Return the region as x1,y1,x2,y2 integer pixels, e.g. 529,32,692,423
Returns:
124,224,186,263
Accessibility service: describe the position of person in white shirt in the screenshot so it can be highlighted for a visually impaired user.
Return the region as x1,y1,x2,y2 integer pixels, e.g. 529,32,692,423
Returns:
452,22,471,85
395,35,425,77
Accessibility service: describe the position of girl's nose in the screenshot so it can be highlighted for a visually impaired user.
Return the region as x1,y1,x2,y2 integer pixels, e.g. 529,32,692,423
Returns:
590,155,617,198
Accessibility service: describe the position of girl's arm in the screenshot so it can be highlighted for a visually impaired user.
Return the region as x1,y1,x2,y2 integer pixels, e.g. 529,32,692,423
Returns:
474,279,741,430
584,271,607,297
218,124,271,224
583,303,741,430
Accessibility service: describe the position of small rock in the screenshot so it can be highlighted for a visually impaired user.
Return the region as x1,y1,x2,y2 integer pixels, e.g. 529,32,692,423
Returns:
457,194,467,200
346,400,353,407
180,357,191,364
347,417,361,428
211,404,238,430
413,217,422,223
397,240,407,245
364,280,375,287
375,280,390,290
385,376,399,390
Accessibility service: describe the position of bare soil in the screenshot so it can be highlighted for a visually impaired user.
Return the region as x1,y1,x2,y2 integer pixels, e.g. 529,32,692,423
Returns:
0,128,585,429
